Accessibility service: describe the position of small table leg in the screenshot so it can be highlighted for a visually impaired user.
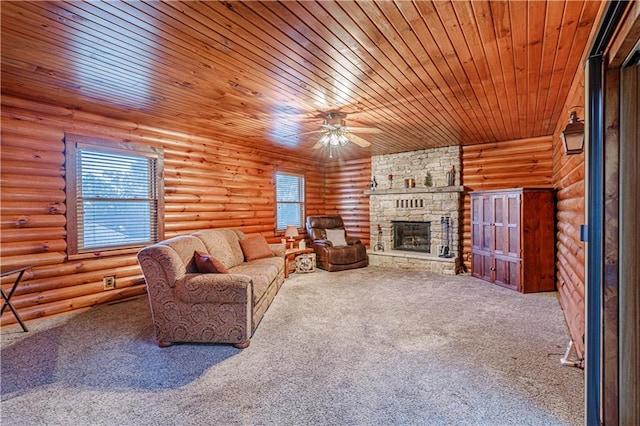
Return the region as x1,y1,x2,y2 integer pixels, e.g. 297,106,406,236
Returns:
1,267,30,332
284,253,293,279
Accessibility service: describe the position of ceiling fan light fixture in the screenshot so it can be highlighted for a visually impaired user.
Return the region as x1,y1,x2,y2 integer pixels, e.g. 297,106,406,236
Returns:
319,128,349,147
319,132,331,145
330,132,338,146
306,111,375,157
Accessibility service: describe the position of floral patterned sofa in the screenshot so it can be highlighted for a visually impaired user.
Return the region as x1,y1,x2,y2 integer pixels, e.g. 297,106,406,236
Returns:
137,229,285,349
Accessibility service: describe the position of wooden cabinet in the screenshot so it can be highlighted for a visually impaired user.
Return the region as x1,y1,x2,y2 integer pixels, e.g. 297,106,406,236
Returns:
470,188,555,293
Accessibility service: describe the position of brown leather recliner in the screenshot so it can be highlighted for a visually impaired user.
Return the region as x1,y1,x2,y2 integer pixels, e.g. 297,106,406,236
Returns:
306,215,368,272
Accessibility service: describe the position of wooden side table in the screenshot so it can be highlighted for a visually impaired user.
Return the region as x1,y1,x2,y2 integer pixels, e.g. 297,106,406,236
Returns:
284,248,314,278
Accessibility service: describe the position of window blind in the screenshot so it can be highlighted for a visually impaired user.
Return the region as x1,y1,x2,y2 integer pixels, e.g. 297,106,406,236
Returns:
276,172,305,230
76,148,158,251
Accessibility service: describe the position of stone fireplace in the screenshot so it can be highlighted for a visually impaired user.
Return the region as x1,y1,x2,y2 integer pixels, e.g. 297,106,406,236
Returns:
366,146,463,274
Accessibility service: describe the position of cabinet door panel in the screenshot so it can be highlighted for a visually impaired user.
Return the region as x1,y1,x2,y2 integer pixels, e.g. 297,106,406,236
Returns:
494,257,521,290
471,196,483,249
485,255,495,282
506,194,521,257
472,252,492,282
481,196,493,251
471,252,482,278
493,195,506,255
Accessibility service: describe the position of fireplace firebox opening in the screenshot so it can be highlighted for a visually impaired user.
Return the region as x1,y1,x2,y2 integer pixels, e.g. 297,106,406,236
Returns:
393,221,431,253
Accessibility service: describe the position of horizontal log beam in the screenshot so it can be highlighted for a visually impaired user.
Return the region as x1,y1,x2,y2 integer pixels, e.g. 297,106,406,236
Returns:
0,286,147,326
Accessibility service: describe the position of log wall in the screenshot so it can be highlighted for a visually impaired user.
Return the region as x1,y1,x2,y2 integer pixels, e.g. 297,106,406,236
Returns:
460,136,555,271
552,81,586,360
0,95,330,326
324,158,371,246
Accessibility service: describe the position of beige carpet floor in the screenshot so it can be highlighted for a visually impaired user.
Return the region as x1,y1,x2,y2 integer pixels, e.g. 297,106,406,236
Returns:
1,266,584,425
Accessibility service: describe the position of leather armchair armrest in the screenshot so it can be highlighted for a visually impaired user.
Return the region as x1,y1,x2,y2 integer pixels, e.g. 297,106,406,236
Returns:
313,239,333,247
346,236,362,245
174,273,252,304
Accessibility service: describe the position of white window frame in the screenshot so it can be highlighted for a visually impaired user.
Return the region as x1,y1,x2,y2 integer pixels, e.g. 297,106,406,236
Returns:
275,171,306,232
65,134,164,257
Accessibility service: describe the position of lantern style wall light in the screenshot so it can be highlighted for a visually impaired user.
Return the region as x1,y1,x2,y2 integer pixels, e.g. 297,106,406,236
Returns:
560,111,585,155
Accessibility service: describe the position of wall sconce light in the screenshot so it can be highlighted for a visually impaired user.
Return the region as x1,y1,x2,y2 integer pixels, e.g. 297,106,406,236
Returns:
560,111,585,155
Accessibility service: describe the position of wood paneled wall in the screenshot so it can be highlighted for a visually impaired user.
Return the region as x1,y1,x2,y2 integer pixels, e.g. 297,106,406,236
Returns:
552,81,586,359
460,136,554,271
324,158,371,246
0,95,329,326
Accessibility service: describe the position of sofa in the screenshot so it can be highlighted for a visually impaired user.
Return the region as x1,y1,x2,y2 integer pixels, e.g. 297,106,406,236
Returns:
306,215,369,272
137,228,286,349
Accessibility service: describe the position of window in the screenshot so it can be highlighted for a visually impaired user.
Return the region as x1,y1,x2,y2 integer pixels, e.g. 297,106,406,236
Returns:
275,172,305,231
65,134,164,255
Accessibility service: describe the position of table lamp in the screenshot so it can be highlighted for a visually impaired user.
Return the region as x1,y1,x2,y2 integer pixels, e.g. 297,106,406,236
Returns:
284,225,299,249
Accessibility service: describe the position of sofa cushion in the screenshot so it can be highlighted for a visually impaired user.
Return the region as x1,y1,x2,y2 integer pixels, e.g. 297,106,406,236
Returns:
230,257,282,303
239,236,274,261
159,235,208,275
325,228,348,247
194,251,229,274
192,229,246,269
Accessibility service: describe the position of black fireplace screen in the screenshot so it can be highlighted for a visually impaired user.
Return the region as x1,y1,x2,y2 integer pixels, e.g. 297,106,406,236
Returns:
393,221,431,253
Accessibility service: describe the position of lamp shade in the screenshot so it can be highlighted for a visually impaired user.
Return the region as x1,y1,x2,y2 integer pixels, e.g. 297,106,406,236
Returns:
284,225,299,239
561,111,585,155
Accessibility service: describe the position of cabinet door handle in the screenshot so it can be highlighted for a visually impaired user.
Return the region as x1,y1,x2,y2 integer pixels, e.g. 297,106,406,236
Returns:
490,267,496,271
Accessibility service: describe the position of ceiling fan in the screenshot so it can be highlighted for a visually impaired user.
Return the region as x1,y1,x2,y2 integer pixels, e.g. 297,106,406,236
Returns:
290,111,382,157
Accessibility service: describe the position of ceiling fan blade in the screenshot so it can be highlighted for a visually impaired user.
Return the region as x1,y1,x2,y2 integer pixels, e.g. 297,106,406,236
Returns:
283,129,324,138
348,134,372,147
347,126,382,134
312,140,324,149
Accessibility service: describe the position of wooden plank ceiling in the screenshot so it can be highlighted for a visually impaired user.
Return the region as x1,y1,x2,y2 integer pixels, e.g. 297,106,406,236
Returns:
1,1,602,161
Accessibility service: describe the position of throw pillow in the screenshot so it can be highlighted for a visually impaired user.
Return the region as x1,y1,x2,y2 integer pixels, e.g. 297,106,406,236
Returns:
194,251,229,274
239,235,274,261
325,228,348,247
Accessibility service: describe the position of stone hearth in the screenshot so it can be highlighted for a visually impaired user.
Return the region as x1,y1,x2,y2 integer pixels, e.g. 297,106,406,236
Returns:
367,249,457,275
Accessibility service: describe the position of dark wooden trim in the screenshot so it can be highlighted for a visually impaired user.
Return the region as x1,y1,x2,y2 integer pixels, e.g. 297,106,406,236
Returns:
64,134,79,257
602,65,620,426
619,57,639,426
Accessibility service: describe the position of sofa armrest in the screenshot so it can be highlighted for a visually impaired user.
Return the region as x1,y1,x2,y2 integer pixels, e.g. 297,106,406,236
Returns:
174,273,252,304
269,243,286,258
